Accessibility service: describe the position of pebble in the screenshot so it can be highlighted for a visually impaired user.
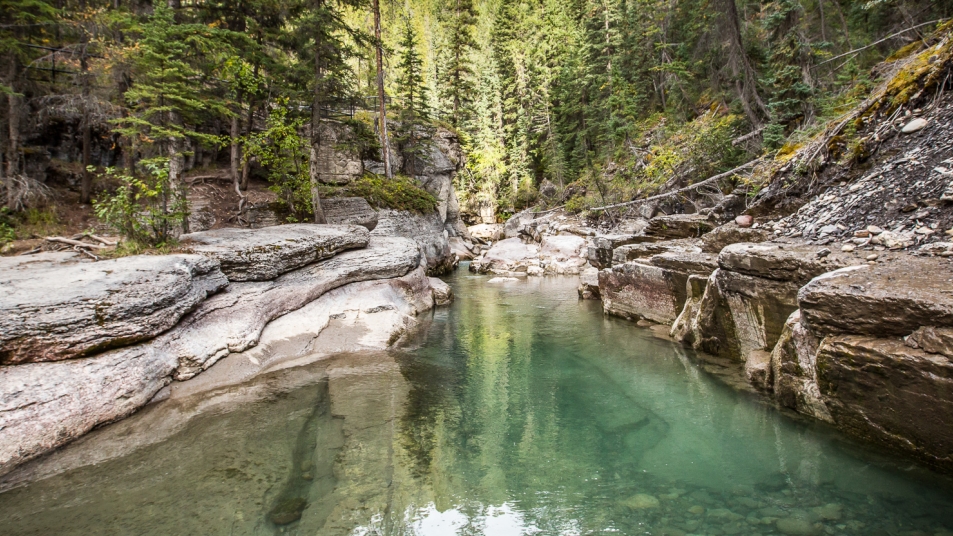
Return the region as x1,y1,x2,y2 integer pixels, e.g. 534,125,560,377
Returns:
946,229,953,237
735,215,754,228
854,230,870,238
816,248,831,258
776,516,819,535
688,505,705,515
841,245,855,252
867,225,884,235
866,254,879,261
901,117,928,133
916,227,934,235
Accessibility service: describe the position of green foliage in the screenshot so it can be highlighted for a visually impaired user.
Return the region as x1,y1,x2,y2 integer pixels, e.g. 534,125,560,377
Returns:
92,160,186,247
395,19,430,121
339,174,438,213
243,103,313,221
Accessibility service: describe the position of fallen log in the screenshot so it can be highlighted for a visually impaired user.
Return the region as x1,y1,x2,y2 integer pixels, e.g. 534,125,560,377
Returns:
45,237,107,249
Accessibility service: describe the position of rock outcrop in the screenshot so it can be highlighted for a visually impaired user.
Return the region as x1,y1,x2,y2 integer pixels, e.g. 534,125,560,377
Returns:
372,210,454,275
0,234,434,477
180,224,369,281
470,234,588,276
0,253,227,364
322,197,380,231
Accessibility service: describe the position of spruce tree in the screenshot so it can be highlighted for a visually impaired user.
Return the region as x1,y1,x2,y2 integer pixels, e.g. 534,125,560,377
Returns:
396,19,430,121
439,0,477,128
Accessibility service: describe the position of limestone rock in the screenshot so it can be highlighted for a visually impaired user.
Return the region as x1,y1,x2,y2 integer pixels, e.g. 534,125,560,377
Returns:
901,117,928,134
468,223,504,242
734,214,753,227
701,223,771,253
670,275,707,343
816,334,953,470
770,310,831,422
321,197,379,231
745,350,773,391
644,214,714,239
798,258,953,337
719,243,857,284
181,224,369,281
0,237,423,476
578,266,601,300
600,263,684,324
470,238,539,274
539,235,587,274
622,494,660,510
587,234,657,269
0,253,227,365
372,209,454,275
312,121,363,185
448,236,475,261
612,240,698,265
429,278,454,305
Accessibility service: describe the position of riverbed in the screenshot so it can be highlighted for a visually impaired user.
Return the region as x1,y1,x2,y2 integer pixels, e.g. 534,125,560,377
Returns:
1,268,952,535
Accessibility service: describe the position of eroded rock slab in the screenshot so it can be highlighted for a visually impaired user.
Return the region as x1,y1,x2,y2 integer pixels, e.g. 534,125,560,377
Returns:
0,253,227,365
612,240,699,265
588,234,659,269
701,223,771,253
181,223,369,281
644,214,714,239
817,335,953,470
0,237,422,476
799,258,953,337
322,197,379,231
372,210,454,275
719,243,857,284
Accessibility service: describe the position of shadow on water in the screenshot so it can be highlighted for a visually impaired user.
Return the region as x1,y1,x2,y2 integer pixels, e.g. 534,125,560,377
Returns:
266,378,342,530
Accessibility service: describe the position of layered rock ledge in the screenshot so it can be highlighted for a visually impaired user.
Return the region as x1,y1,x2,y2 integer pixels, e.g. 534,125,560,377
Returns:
0,226,449,477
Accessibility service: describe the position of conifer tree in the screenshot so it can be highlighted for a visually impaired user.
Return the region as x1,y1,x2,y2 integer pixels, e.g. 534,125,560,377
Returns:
396,19,430,121
439,0,477,128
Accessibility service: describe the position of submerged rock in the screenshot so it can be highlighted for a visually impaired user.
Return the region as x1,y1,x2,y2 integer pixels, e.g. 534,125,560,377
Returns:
429,278,454,305
181,223,369,281
622,493,660,510
0,253,227,364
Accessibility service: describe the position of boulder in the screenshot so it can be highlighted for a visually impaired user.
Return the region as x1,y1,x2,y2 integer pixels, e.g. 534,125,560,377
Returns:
644,214,714,239
469,223,505,242
578,266,601,300
321,197,379,231
0,253,227,365
448,236,475,261
701,223,771,253
372,209,454,275
798,258,953,337
470,238,539,274
429,278,454,306
181,224,369,281
540,235,587,274
588,234,660,269
816,334,953,470
312,121,363,185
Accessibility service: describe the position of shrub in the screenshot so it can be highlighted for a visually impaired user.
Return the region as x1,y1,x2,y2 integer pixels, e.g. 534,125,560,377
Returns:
92,158,186,247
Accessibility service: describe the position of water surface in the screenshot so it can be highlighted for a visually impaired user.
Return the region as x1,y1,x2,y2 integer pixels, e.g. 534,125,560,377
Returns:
2,268,953,535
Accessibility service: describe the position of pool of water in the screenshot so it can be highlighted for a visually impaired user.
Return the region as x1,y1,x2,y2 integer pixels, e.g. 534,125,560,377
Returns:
2,268,953,535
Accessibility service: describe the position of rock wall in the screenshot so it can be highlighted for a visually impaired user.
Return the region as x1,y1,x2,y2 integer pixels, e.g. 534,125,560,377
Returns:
592,211,953,472
0,224,450,477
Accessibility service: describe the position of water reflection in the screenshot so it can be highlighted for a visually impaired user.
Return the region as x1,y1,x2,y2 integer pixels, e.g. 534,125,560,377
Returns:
1,272,953,535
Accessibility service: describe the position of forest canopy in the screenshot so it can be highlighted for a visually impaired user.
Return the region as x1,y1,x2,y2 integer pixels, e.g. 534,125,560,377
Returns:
1,0,951,236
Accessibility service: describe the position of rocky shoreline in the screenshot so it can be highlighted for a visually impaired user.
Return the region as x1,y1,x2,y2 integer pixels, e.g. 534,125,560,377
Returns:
467,197,953,473
0,222,454,478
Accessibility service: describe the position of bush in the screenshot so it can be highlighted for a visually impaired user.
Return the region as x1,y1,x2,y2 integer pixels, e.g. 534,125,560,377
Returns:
93,159,186,247
338,174,438,213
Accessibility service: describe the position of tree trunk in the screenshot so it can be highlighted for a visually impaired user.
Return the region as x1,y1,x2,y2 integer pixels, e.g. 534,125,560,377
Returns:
80,46,93,204
310,0,328,224
721,0,769,127
230,113,240,188
372,0,392,178
6,66,21,209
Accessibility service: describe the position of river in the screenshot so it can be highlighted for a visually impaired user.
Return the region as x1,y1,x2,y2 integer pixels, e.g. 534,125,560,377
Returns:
1,267,952,535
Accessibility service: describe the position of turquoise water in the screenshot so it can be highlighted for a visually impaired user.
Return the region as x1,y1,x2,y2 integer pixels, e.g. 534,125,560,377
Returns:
2,267,953,535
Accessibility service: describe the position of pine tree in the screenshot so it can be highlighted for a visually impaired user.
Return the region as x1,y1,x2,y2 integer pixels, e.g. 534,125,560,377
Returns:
439,0,477,128
113,0,232,235
396,19,430,121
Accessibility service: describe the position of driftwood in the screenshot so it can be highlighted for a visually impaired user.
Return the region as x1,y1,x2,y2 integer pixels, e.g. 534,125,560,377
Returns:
45,236,106,249
74,245,100,260
588,159,761,212
86,234,117,246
